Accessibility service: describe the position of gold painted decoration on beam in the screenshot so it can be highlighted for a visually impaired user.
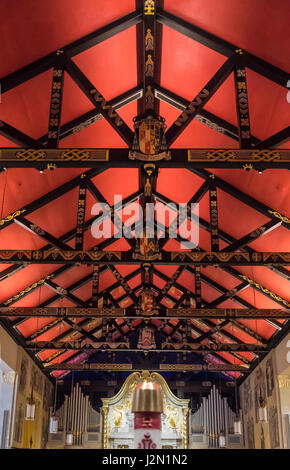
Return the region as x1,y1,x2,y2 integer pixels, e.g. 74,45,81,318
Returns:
251,150,281,161
15,150,46,160
160,364,249,372
45,363,132,371
0,209,26,227
268,210,290,224
144,0,155,15
239,274,290,307
3,274,54,305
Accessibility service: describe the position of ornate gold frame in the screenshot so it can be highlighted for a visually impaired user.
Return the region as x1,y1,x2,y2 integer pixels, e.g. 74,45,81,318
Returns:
101,371,189,449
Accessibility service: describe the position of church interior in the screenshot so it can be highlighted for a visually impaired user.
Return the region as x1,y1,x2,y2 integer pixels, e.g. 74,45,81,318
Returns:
0,0,289,450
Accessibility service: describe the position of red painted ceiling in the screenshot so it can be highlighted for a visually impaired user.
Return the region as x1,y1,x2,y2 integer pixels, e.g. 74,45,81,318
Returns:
0,0,289,376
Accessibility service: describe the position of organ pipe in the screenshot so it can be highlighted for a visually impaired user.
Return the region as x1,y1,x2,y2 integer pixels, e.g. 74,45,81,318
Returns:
191,384,242,448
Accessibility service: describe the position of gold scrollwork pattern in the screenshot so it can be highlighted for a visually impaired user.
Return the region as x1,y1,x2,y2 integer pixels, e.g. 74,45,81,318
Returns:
4,274,54,305
268,210,290,224
239,274,290,307
0,209,26,227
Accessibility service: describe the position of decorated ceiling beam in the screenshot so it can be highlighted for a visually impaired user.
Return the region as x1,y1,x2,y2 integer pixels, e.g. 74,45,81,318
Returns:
155,191,289,290
1,147,289,169
75,177,87,250
14,216,72,251
191,168,290,229
0,121,45,148
234,59,252,148
156,8,290,88
2,307,289,319
165,55,236,146
44,362,249,372
18,267,141,338
0,249,288,265
92,265,100,308
0,189,140,302
64,57,134,146
209,175,219,251
0,212,103,282
194,267,202,308
154,85,260,144
223,219,282,252
41,85,143,144
44,279,88,308
142,0,157,113
0,9,143,94
209,281,249,308
25,341,268,353
47,64,65,148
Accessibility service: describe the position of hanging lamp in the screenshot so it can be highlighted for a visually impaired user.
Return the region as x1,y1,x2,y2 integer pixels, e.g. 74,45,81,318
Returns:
258,396,268,422
49,379,59,433
25,388,36,420
233,379,242,435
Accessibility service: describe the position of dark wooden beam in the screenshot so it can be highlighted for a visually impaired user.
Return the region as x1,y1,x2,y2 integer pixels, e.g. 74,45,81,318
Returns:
14,216,72,251
44,362,249,372
3,307,289,319
194,266,202,308
1,148,290,169
25,341,268,353
234,61,252,148
0,249,288,265
191,168,290,229
0,168,104,231
64,57,134,146
209,176,219,251
223,219,282,252
156,8,290,88
0,9,143,93
75,178,87,250
155,84,260,144
40,86,142,144
165,55,236,146
47,65,65,148
91,265,100,308
254,126,290,149
155,191,290,284
0,121,44,148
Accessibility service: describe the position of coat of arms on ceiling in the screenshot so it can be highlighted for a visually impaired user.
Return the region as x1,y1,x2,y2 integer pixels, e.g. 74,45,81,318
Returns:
129,112,171,161
137,326,156,350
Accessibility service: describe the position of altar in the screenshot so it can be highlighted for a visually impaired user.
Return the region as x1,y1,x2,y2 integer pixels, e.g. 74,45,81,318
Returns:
101,371,189,449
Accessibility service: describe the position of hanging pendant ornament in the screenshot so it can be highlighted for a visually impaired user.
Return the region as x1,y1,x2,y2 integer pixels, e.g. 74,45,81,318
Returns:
132,380,163,449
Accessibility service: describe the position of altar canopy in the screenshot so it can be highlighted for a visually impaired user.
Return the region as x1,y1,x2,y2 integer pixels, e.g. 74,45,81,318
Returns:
101,372,189,449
